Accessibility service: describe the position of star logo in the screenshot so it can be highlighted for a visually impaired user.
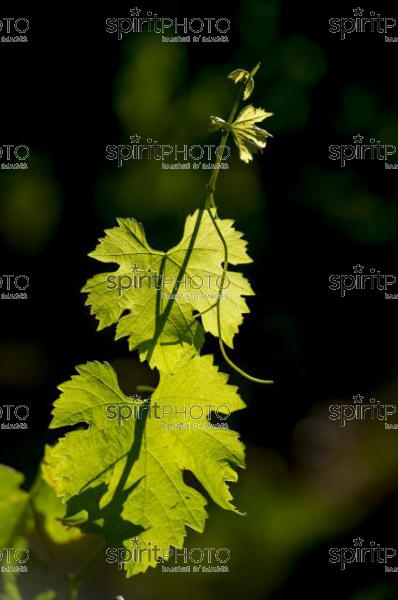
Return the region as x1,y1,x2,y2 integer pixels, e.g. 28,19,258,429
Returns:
353,537,364,547
353,264,364,274
353,394,364,403
131,263,141,272
353,134,364,144
352,7,364,17
130,7,141,16
131,537,141,546
129,134,141,144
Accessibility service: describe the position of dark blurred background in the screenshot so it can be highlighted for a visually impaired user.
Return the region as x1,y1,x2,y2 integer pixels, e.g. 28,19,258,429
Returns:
1,0,398,598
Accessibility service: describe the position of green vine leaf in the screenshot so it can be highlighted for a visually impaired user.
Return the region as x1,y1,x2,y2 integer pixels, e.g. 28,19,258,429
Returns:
0,464,80,599
228,67,255,100
228,68,248,84
231,105,273,163
228,63,261,101
47,354,245,575
0,466,29,549
0,464,81,549
210,105,273,164
82,209,254,371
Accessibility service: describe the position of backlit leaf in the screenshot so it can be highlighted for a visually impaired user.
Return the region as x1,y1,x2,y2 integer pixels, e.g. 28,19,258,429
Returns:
47,354,245,575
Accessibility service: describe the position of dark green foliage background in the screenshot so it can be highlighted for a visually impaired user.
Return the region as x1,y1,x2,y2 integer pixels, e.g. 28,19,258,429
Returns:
0,0,397,598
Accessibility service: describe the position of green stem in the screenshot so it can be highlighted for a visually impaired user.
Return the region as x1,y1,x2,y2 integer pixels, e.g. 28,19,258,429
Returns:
205,62,260,209
206,208,273,384
205,64,274,385
205,85,243,209
148,64,272,384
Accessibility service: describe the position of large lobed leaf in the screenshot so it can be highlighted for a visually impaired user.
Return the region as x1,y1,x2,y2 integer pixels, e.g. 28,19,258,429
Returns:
47,353,246,575
82,209,254,371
